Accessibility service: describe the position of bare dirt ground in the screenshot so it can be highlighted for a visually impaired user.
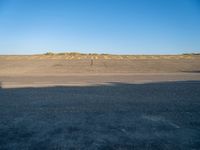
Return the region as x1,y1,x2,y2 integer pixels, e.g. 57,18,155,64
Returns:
0,54,200,76
0,54,200,150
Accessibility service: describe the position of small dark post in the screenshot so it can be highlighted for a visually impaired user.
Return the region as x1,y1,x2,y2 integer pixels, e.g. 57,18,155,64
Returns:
90,59,93,66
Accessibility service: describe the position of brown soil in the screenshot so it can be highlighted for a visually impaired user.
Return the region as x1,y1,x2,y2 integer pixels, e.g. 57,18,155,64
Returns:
0,54,200,76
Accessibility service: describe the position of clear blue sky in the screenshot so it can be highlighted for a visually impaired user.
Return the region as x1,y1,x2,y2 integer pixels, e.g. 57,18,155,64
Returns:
0,0,200,54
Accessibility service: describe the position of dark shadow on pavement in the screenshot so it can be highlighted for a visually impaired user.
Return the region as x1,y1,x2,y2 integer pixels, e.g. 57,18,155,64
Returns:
0,81,200,150
181,70,200,73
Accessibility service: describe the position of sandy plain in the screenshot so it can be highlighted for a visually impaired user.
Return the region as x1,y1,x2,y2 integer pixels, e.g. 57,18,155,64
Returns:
0,54,200,87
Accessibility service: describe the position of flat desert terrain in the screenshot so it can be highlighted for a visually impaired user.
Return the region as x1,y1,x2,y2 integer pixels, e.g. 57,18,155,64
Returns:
0,54,200,76
0,54,200,149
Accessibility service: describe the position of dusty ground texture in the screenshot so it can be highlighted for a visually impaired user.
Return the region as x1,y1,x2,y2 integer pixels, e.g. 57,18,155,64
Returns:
0,54,200,150
0,54,200,76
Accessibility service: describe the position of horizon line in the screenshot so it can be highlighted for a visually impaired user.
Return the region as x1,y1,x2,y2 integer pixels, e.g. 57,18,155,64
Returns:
0,51,200,56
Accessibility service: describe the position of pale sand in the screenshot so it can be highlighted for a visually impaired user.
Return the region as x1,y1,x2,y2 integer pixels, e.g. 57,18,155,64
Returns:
0,73,200,88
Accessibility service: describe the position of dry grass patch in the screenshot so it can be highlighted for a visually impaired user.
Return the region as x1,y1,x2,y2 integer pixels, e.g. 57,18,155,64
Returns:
0,53,199,61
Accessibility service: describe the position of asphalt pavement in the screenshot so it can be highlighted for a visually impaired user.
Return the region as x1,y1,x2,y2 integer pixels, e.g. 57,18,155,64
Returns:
0,74,200,149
